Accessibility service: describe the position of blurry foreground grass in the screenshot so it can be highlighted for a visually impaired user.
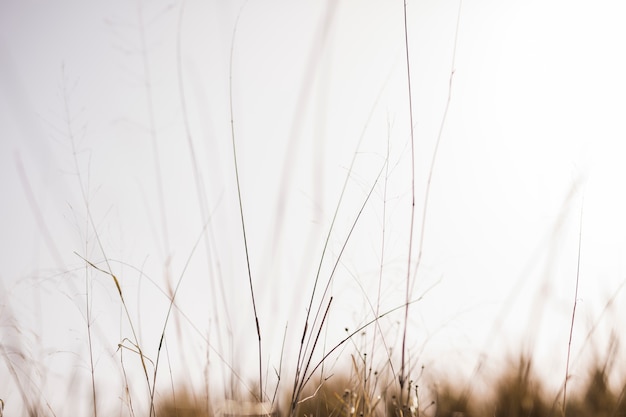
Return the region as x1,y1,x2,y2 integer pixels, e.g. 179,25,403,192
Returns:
154,353,626,417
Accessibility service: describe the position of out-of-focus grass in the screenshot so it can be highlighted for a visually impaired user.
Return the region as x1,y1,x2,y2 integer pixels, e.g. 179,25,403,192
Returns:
153,351,626,417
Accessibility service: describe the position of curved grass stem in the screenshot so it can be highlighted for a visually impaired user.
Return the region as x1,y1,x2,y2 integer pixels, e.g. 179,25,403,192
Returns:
228,1,263,401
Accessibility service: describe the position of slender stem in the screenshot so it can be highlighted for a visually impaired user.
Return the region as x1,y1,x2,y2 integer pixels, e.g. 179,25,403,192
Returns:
400,0,417,399
228,1,263,401
563,197,584,415
400,1,464,403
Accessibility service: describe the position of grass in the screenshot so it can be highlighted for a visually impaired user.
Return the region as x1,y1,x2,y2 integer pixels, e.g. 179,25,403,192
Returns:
2,1,625,417
151,352,626,417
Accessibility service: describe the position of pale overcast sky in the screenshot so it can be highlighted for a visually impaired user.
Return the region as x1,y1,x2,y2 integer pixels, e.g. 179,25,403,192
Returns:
2,0,626,415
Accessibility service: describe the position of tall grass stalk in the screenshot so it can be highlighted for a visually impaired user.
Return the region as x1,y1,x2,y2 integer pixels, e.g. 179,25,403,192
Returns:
562,197,585,416
399,0,417,399
228,0,263,402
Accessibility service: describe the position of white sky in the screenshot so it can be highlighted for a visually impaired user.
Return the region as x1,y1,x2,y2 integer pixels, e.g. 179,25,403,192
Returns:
2,0,626,415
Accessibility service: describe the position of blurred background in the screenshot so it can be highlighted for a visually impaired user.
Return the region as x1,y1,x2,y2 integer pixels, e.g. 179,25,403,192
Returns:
1,0,626,415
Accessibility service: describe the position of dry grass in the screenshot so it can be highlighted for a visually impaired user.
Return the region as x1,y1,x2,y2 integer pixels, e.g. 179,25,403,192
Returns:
150,351,626,417
3,3,624,417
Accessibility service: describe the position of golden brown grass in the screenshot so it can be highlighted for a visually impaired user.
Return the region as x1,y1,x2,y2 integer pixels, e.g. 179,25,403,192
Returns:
152,352,626,417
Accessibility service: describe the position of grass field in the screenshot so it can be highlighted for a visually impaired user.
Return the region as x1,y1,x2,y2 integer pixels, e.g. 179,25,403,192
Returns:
2,1,626,416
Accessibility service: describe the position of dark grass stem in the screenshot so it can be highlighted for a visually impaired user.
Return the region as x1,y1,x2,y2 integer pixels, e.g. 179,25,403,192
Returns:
228,1,263,402
290,160,386,416
399,0,417,399
562,197,585,416
293,297,334,412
